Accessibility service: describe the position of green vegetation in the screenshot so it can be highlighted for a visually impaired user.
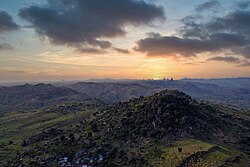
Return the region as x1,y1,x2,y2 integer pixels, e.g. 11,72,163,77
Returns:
0,106,96,165
147,140,250,167
0,89,249,166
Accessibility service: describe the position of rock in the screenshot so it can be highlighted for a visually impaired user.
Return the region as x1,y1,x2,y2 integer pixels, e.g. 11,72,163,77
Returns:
21,139,28,147
8,140,13,145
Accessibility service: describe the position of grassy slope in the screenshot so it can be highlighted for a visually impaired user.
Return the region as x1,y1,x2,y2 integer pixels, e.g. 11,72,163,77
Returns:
1,108,249,166
0,108,94,165
147,140,250,167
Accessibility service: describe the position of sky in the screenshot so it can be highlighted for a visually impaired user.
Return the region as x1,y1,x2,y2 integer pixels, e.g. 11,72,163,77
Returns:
0,0,250,82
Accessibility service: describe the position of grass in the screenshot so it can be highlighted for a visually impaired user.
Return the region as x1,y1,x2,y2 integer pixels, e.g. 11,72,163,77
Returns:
1,99,249,166
0,108,94,165
147,139,250,167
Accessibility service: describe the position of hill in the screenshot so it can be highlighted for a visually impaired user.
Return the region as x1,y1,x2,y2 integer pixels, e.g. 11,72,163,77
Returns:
181,77,250,89
1,90,249,166
0,83,90,114
64,80,250,109
65,82,157,104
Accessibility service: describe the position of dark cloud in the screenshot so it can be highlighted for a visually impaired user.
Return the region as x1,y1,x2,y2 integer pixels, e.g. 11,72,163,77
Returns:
183,62,198,66
19,0,165,51
75,47,107,54
5,70,29,74
206,11,250,35
136,6,250,59
113,47,130,54
180,11,250,59
180,10,250,40
135,32,248,57
238,62,250,66
0,43,13,50
195,0,221,12
0,11,20,33
135,34,217,57
234,46,250,59
207,56,241,63
237,1,250,9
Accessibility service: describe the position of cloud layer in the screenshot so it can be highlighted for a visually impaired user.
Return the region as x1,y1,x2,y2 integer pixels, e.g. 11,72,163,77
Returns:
135,32,249,57
0,43,13,50
135,1,250,63
207,56,240,63
195,0,221,12
237,1,250,9
0,11,20,33
19,0,164,52
0,11,19,51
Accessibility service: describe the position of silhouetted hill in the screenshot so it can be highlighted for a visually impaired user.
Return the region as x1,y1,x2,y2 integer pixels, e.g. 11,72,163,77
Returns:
64,80,250,109
0,83,90,114
139,80,250,108
65,82,157,103
181,77,250,89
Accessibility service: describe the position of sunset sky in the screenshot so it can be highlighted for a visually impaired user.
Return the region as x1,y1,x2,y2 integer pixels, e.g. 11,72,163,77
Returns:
0,0,250,82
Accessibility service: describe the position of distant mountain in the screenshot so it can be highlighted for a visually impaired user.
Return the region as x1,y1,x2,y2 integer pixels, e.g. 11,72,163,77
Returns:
0,83,90,114
137,80,250,109
2,90,249,166
181,77,250,89
64,80,250,109
65,82,158,103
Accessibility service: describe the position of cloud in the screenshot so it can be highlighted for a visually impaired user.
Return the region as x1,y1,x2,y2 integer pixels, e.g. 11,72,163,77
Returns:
19,0,165,52
235,46,250,59
0,43,13,50
207,56,241,63
0,11,20,33
135,32,248,57
135,6,250,59
195,0,221,12
237,1,250,9
4,70,29,74
238,62,250,66
113,47,130,54
135,34,217,57
75,47,107,54
179,10,250,40
183,62,199,66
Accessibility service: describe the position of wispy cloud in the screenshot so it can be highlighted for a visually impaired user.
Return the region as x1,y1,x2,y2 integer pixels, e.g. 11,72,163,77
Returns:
0,43,13,50
113,47,130,54
207,56,241,63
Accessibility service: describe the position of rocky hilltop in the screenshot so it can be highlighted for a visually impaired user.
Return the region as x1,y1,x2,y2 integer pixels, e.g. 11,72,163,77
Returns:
93,90,249,151
1,90,250,166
